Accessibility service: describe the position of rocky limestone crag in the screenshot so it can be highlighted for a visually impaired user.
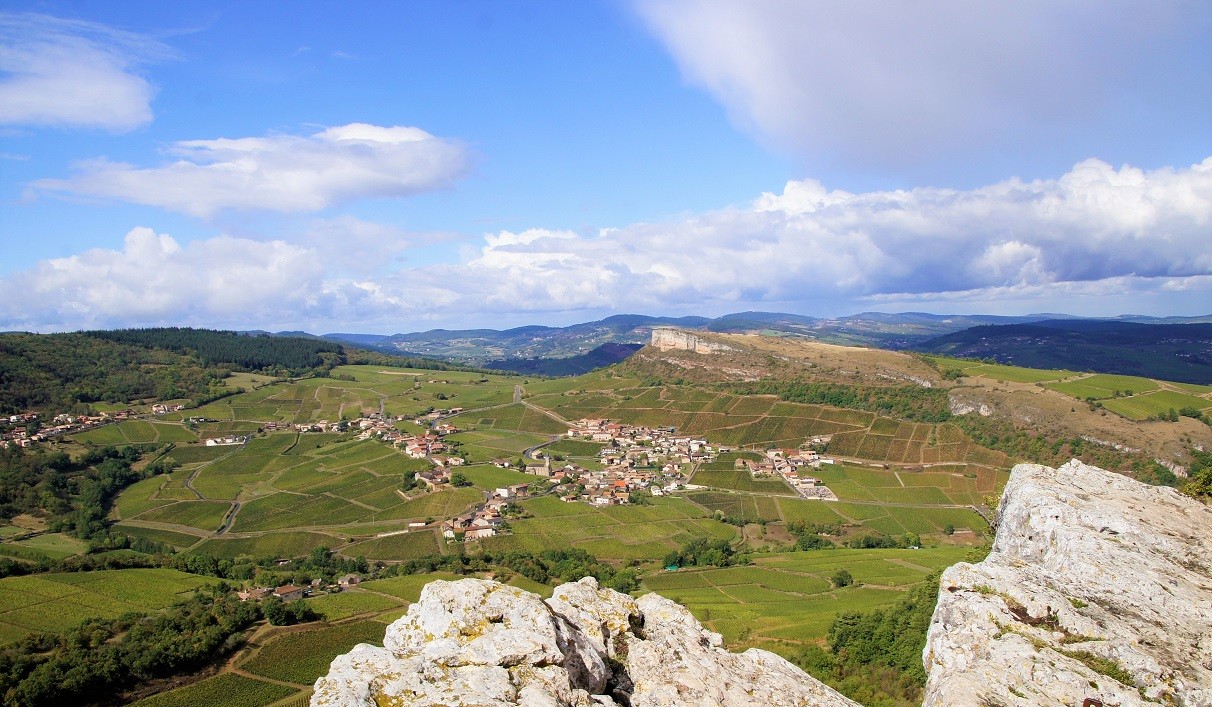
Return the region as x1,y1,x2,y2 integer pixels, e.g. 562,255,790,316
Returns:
312,576,857,707
650,328,732,354
923,460,1212,706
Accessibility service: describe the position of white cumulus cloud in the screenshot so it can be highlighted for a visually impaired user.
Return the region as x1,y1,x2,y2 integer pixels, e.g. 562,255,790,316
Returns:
387,156,1212,320
0,227,326,330
5,158,1210,332
32,123,472,217
0,12,171,131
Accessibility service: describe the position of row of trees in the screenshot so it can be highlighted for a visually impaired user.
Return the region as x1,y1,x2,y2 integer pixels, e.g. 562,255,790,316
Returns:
663,537,737,568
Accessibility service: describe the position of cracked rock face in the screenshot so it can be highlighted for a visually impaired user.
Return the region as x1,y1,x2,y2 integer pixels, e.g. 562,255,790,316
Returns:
923,460,1212,706
312,577,857,707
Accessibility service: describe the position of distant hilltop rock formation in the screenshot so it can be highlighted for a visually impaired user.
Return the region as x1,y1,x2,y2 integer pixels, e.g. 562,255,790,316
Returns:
650,327,733,354
923,460,1212,706
312,576,857,707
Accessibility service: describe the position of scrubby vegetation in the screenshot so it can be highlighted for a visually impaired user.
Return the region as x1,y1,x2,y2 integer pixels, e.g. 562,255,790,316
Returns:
795,574,941,706
1182,449,1212,499
730,379,954,423
0,445,171,542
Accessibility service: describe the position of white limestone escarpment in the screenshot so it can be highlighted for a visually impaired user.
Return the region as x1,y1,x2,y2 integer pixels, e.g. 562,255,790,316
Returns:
312,576,858,707
923,460,1212,706
649,328,732,354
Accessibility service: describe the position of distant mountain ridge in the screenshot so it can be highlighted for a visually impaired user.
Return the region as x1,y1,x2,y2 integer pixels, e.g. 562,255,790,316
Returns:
310,312,1212,380
317,311,1212,367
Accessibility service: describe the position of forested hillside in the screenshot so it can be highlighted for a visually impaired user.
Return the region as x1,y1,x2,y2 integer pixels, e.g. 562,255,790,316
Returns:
914,320,1212,384
85,328,345,373
0,333,228,415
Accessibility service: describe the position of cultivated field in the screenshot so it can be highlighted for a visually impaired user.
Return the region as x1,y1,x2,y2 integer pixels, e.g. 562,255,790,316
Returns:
643,546,974,656
0,569,214,644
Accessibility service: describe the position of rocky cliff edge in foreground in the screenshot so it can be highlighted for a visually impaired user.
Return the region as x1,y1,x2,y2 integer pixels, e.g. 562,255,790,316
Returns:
923,460,1212,706
311,576,858,707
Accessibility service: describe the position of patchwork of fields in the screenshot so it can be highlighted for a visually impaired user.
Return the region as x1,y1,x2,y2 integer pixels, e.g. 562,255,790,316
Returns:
643,546,973,656
520,380,1011,469
98,364,1006,571
114,433,470,560
10,362,1023,703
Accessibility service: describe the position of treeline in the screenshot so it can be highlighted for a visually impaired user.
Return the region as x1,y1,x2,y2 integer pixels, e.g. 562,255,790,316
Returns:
727,379,954,423
0,333,227,414
85,328,345,374
1,328,479,418
0,585,262,707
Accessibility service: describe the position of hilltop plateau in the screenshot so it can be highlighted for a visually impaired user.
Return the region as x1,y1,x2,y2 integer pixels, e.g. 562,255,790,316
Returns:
624,329,1212,473
319,312,1212,382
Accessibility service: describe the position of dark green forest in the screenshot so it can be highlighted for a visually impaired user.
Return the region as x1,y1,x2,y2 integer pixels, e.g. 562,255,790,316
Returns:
0,333,227,414
84,328,345,373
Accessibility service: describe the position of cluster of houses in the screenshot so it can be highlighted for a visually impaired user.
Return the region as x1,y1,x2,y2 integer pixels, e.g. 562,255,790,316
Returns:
236,573,363,602
345,410,467,466
268,419,344,433
522,418,730,505
1,411,130,448
441,484,530,540
738,447,839,500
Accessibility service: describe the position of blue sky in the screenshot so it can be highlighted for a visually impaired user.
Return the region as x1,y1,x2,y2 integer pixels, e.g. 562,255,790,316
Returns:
1,1,1210,334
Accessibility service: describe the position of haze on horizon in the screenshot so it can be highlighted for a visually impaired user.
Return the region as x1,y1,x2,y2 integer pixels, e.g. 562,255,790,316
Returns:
1,1,1210,335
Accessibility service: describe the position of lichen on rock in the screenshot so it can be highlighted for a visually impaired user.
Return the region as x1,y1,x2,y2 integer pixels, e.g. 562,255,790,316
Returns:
923,459,1212,706
312,576,857,707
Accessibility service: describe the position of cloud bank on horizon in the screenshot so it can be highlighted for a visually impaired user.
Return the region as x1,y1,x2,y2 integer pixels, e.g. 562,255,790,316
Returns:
4,156,1209,331
1,3,1209,333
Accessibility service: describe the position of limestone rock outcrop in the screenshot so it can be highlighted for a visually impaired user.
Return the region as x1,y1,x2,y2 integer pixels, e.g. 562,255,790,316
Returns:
312,577,857,707
650,328,732,354
923,460,1212,706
